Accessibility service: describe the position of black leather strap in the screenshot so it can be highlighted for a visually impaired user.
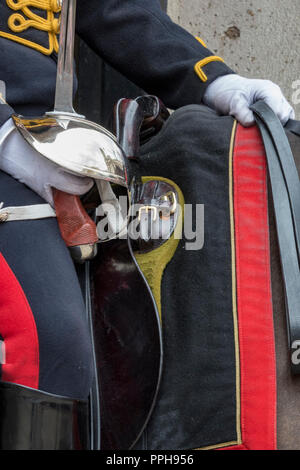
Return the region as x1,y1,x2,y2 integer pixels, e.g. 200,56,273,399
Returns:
251,101,300,374
286,119,300,138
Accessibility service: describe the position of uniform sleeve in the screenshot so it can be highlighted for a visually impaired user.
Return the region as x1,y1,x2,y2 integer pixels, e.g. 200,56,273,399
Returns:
76,0,234,109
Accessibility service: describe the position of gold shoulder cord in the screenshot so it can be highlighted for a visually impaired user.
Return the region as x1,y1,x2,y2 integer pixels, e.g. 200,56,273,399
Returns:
0,0,61,55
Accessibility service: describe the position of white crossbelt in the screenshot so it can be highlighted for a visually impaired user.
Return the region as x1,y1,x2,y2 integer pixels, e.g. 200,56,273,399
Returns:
0,203,56,222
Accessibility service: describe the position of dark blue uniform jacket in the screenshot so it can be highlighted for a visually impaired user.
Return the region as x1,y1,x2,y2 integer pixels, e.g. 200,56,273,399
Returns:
0,0,233,125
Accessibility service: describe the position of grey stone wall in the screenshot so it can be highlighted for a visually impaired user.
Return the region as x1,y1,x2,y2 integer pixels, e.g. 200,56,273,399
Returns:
168,0,300,118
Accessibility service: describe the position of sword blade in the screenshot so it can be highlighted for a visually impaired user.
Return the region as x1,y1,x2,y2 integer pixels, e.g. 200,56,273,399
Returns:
54,0,77,114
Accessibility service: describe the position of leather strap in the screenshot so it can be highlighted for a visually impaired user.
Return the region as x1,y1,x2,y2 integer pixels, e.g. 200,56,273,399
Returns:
251,101,300,374
285,119,300,137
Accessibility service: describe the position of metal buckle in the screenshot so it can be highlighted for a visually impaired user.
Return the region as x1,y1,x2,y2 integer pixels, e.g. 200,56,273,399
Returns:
0,202,8,222
159,191,177,216
138,205,158,222
137,191,177,223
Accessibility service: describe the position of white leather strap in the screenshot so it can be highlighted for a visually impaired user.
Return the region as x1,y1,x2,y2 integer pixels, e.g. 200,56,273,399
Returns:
0,203,56,222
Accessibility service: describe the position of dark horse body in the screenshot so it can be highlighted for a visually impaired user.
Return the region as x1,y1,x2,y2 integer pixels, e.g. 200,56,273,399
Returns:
124,104,300,450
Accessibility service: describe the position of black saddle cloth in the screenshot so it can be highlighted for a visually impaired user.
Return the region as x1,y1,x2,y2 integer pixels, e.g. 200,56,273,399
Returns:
132,105,237,450
131,103,300,450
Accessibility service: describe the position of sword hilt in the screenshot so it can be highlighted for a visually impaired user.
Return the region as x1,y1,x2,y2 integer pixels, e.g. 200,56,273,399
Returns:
53,189,98,263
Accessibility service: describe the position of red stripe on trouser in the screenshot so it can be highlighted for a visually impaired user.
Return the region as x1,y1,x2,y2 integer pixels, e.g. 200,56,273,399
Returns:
0,253,39,388
222,124,277,450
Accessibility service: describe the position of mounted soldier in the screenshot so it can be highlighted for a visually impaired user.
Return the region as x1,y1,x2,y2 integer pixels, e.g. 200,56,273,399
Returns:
0,0,297,450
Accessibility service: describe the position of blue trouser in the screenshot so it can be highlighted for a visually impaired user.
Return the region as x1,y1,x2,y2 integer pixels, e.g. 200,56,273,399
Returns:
0,171,93,399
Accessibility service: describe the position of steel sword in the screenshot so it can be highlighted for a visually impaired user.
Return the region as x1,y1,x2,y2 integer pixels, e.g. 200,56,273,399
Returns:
12,0,128,262
12,0,163,450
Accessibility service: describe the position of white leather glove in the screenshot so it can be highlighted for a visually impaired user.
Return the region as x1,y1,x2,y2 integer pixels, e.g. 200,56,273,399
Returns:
0,118,94,207
203,74,295,127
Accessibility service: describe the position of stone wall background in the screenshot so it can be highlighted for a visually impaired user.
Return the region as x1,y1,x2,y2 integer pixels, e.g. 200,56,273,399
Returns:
168,0,300,118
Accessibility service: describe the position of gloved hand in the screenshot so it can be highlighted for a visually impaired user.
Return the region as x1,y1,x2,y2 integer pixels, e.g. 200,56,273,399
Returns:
203,74,295,127
0,118,94,207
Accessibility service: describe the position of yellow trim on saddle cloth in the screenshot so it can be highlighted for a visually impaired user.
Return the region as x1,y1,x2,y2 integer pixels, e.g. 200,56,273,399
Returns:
228,120,242,447
0,0,61,55
196,120,242,451
134,177,184,323
194,56,225,83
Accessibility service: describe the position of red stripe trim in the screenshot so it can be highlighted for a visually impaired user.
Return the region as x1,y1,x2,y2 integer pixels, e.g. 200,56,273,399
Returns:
0,253,39,388
221,444,247,451
222,124,277,450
